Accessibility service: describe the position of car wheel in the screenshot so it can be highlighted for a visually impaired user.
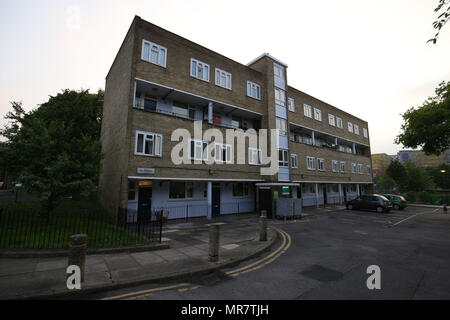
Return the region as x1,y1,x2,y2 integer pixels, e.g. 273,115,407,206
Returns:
376,206,384,214
394,204,400,210
347,204,353,210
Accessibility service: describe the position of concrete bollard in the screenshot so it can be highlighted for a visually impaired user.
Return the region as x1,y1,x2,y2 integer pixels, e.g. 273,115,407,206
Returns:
209,224,220,262
68,234,88,282
260,214,267,242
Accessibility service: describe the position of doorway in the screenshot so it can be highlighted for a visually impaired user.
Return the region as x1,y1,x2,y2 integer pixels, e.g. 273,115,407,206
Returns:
138,187,152,223
212,183,221,217
323,185,328,205
258,188,273,218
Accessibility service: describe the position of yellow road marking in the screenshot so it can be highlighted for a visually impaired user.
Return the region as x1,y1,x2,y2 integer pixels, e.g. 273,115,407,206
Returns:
101,283,189,300
178,285,200,293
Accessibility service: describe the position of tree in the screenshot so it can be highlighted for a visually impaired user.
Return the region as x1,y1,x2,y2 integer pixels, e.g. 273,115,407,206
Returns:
385,159,406,184
401,161,435,192
0,89,104,216
426,164,450,189
395,81,450,155
428,0,450,44
377,172,396,193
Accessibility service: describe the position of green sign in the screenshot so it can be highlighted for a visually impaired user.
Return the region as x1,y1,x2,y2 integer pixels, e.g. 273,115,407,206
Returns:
273,191,279,199
282,186,290,195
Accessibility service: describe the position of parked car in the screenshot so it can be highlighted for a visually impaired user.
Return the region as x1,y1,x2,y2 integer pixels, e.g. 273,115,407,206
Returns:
383,194,408,210
346,194,392,213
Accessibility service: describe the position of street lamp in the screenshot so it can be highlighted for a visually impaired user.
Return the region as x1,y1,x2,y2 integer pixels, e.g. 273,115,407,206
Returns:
440,170,446,173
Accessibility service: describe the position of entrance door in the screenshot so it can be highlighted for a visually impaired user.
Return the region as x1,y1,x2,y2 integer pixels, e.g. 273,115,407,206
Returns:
259,188,273,218
212,183,221,217
138,187,152,223
343,185,348,202
323,185,328,205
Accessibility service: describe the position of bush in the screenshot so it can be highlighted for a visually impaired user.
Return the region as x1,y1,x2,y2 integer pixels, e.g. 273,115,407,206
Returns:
417,191,432,204
404,191,416,202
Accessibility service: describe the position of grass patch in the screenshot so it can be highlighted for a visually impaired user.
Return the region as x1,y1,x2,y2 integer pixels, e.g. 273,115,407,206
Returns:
0,199,150,249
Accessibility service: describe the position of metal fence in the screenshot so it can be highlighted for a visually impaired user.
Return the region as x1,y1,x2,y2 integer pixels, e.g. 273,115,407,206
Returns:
0,206,163,249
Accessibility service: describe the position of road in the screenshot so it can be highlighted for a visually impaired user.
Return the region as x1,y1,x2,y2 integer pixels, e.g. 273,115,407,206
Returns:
83,206,450,300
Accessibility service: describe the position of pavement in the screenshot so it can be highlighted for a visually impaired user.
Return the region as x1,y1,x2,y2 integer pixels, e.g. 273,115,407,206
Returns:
0,213,277,300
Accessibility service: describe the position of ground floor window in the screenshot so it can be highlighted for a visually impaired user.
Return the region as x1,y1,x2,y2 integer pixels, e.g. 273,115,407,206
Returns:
232,182,250,197
302,183,315,194
128,181,136,200
169,181,194,199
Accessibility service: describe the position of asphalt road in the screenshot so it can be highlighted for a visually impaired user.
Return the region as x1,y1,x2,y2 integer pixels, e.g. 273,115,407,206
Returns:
84,206,450,300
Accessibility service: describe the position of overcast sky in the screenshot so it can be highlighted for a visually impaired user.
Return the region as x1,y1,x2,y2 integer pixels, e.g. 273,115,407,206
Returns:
1,0,449,155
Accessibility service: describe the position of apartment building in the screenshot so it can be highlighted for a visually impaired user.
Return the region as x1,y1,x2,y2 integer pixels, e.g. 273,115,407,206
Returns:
99,16,373,221
397,150,450,167
371,153,393,178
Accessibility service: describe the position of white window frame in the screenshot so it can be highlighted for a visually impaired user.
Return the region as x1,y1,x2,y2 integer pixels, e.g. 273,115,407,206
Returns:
367,165,372,175
317,158,325,171
274,88,286,106
215,68,232,90
141,40,167,68
274,63,285,78
247,81,261,100
363,128,368,138
307,156,315,170
348,122,353,133
169,181,194,200
336,117,343,129
340,161,346,173
357,163,363,174
328,114,336,126
314,108,322,121
215,143,232,163
304,104,312,118
189,139,209,161
354,124,360,135
278,149,289,168
135,130,162,157
232,182,250,198
291,154,298,168
332,160,339,172
248,147,262,165
351,162,357,173
288,97,295,112
276,117,287,136
190,58,210,82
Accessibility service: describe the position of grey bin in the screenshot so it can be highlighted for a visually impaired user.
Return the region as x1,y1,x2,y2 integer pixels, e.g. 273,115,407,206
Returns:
276,198,302,219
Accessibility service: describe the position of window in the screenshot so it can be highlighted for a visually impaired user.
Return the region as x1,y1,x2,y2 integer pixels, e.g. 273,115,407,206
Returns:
142,40,167,67
276,117,287,136
190,139,208,161
274,88,286,106
135,130,162,157
288,98,295,112
340,161,346,173
247,81,261,100
367,165,372,175
274,63,284,78
248,148,262,165
314,108,322,121
317,158,325,171
328,114,335,126
215,143,232,163
348,122,353,133
351,163,357,173
169,181,194,199
279,149,289,167
232,182,250,197
357,164,363,174
332,160,339,172
363,128,368,138
191,58,209,82
128,181,136,201
215,68,232,90
354,124,360,135
304,104,312,118
336,117,343,128
291,154,298,168
307,156,315,170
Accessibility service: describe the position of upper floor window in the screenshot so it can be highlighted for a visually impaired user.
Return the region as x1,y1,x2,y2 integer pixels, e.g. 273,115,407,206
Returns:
304,104,312,118
274,88,286,106
336,117,343,128
291,154,298,168
288,98,295,112
142,40,167,67
190,139,208,161
307,156,315,170
317,158,325,171
247,81,261,100
274,63,284,78
135,130,162,157
215,143,232,163
340,161,346,172
348,122,353,133
332,160,339,172
279,149,289,167
354,124,360,135
314,108,322,121
351,162,357,173
191,58,210,82
357,163,363,174
363,128,368,138
328,114,336,126
367,165,372,175
276,117,287,136
248,148,262,165
215,68,232,90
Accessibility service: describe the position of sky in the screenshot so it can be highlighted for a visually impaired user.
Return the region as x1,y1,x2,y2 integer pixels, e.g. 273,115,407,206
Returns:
0,0,449,155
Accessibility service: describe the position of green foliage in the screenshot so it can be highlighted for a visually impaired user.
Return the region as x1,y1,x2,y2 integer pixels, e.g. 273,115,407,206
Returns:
417,191,433,204
0,89,104,214
395,81,450,155
384,160,435,193
404,191,416,202
377,172,396,193
428,0,450,44
426,164,450,189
